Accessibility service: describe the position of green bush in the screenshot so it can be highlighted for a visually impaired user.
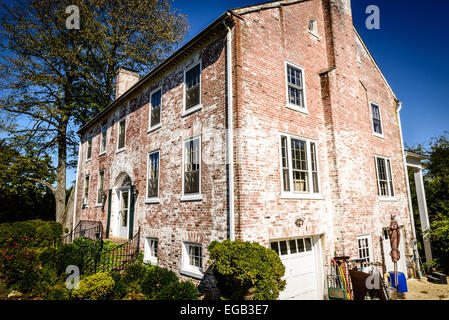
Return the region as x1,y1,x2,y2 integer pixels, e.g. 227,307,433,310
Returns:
208,240,286,300
0,220,62,248
72,272,115,300
30,266,64,299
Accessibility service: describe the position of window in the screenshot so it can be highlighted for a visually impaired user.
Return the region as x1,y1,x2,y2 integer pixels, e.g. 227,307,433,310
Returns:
96,170,105,206
357,235,372,263
270,237,313,256
150,88,162,130
184,62,201,113
182,136,201,199
375,156,395,198
371,103,383,136
117,118,126,151
144,237,158,264
308,19,318,36
86,136,92,161
182,242,202,276
100,125,107,154
83,175,90,208
280,134,320,197
286,62,306,110
147,150,160,201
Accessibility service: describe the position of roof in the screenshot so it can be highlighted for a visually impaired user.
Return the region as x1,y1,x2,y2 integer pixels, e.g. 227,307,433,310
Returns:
405,151,430,160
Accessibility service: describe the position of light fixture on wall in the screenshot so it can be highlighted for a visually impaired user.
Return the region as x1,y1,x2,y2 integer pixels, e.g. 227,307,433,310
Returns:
295,217,305,228
131,185,139,202
101,192,107,211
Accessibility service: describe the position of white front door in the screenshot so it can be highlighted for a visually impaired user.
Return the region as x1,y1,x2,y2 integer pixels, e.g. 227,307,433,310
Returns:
272,237,321,300
118,189,130,239
382,227,407,278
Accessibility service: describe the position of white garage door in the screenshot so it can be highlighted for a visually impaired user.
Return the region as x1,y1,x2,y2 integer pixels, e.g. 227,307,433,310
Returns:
271,237,321,300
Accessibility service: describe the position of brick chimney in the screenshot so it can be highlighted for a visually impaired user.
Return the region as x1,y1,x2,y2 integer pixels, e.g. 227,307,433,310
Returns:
115,67,140,99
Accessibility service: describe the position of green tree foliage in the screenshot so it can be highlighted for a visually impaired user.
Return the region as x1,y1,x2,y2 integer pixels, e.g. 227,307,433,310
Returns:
408,132,449,272
0,140,56,222
208,240,286,300
0,0,188,228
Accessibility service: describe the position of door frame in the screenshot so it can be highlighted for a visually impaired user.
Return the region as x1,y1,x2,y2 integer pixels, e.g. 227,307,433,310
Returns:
115,186,131,239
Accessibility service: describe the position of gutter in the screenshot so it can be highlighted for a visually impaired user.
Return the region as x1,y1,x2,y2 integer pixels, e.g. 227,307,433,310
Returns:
397,102,422,278
223,13,235,241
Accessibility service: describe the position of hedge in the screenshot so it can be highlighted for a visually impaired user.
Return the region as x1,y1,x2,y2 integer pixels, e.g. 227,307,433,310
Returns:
0,220,63,248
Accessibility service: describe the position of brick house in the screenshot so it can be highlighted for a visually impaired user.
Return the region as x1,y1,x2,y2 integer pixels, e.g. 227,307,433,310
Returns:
73,0,417,299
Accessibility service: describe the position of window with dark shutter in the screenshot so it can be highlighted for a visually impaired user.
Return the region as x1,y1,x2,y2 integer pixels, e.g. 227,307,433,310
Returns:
185,64,201,111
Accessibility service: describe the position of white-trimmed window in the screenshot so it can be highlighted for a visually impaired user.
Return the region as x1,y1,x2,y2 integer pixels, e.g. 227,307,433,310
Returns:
182,242,203,278
308,18,318,36
357,235,373,263
280,134,320,197
285,62,306,112
371,103,383,136
182,135,202,201
100,124,107,155
375,156,395,198
83,175,90,209
183,61,202,115
144,237,158,264
270,237,313,256
86,135,93,161
117,118,126,151
149,87,162,131
96,170,105,206
146,150,160,202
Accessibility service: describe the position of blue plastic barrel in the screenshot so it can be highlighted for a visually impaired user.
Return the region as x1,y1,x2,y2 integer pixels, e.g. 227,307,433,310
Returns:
388,272,408,292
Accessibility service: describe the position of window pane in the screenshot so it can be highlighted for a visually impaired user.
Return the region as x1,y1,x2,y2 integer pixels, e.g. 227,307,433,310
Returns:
376,158,389,196
304,238,312,251
287,65,304,107
87,137,92,159
279,241,288,255
271,242,279,255
101,128,107,152
148,152,159,198
289,240,297,254
185,64,201,110
371,104,383,134
281,136,290,192
291,139,309,192
297,239,305,252
184,138,200,195
118,120,126,149
151,89,162,127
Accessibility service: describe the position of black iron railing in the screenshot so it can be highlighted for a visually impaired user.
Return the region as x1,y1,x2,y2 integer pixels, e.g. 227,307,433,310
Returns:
62,220,104,244
99,227,141,273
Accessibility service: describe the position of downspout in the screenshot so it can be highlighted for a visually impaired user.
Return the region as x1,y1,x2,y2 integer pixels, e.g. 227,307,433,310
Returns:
223,13,235,241
71,140,82,241
397,102,422,278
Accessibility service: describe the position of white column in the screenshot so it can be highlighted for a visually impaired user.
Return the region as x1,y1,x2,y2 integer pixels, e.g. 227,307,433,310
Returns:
414,169,433,263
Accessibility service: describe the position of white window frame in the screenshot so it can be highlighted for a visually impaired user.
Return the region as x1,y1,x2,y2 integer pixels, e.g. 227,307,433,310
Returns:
148,86,163,133
96,170,105,207
357,234,373,264
146,149,161,204
183,61,202,117
370,102,384,138
181,242,203,279
285,61,308,114
279,132,323,200
83,174,90,209
307,18,319,38
99,124,108,156
374,155,396,201
86,135,93,162
143,237,158,265
116,117,126,153
181,135,203,202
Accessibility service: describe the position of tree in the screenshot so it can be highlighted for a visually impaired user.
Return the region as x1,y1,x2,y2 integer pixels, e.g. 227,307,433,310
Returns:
0,139,56,222
408,132,449,273
0,0,188,229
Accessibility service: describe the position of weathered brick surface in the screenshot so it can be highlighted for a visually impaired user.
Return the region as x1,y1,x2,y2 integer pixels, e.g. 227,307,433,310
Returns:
75,0,414,296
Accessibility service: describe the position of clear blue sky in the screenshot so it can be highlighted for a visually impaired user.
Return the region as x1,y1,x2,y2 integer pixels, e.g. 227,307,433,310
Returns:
67,0,449,186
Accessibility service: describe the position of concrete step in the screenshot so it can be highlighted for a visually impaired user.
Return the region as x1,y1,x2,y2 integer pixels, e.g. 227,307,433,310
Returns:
432,272,448,284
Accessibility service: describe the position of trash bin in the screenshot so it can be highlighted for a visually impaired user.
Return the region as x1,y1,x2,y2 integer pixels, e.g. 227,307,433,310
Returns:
388,272,408,293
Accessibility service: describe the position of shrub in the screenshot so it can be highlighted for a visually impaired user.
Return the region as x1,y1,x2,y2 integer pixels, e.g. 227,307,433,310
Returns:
30,266,63,299
72,272,115,300
208,240,286,300
0,238,40,292
0,220,62,248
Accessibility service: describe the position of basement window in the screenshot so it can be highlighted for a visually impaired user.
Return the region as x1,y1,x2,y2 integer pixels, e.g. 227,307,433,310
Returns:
184,61,202,115
144,237,158,264
375,156,395,198
181,242,203,278
280,134,320,198
149,87,162,131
